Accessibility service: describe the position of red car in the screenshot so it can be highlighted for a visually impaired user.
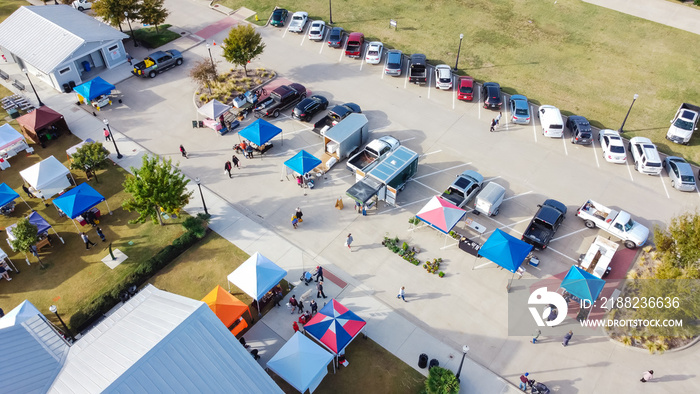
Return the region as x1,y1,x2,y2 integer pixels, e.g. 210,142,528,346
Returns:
457,76,474,101
344,32,364,58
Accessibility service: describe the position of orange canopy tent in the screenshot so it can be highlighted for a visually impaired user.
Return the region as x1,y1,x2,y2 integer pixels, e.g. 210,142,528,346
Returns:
202,285,252,336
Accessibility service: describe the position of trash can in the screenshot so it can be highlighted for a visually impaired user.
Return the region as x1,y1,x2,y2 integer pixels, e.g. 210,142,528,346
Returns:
429,359,439,370
418,353,428,369
82,61,91,72
69,81,76,89
8,108,19,119
63,83,72,93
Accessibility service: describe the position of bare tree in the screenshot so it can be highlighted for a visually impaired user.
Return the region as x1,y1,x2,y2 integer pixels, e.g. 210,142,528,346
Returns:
189,59,217,94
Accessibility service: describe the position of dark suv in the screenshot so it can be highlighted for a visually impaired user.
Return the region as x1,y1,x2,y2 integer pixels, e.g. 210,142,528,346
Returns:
567,115,593,145
482,82,502,109
292,95,328,121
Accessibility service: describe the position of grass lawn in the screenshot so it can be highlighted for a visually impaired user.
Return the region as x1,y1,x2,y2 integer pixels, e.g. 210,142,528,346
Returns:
270,336,425,394
0,132,188,329
133,24,182,49
220,0,700,163
0,0,26,23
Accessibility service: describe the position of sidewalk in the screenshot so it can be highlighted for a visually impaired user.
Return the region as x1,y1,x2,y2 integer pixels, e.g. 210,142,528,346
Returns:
0,66,517,394
583,0,700,35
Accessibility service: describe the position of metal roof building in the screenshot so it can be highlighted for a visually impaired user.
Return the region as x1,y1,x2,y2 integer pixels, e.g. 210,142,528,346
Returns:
0,5,128,92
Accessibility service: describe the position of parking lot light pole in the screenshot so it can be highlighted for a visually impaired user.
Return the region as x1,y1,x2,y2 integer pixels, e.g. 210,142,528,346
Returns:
455,345,470,382
619,93,639,133
103,119,123,159
21,68,43,107
195,177,209,215
206,43,217,77
49,305,74,342
455,34,464,71
329,0,333,24
124,11,138,47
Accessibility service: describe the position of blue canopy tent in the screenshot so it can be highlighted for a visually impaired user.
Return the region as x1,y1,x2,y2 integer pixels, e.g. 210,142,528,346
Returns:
52,183,111,233
73,77,115,102
0,183,30,211
6,211,65,265
561,266,606,303
238,118,283,148
477,229,533,290
284,150,322,176
226,252,287,315
267,332,334,393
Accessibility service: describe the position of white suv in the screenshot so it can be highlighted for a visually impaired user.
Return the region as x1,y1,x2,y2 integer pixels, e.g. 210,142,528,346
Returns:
434,65,452,90
629,137,662,175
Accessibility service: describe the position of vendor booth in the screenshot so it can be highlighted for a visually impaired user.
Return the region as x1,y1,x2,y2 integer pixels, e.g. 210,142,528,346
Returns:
197,99,236,135
238,118,282,153
284,150,323,188
0,246,19,275
0,183,31,215
476,229,533,290
16,106,70,146
267,332,334,393
0,124,32,169
413,195,467,249
227,252,287,316
6,210,64,255
304,299,366,371
53,183,111,232
201,285,253,337
73,77,115,111
19,156,75,199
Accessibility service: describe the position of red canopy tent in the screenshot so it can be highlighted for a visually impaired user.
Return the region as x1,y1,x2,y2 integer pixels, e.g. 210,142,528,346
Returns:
16,106,70,146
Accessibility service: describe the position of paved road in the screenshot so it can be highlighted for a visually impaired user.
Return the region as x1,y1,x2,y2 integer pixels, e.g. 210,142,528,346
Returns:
583,0,700,36
3,0,699,392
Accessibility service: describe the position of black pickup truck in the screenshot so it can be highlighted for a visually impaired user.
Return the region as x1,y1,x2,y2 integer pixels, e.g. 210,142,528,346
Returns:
255,83,306,118
522,199,567,250
408,54,427,84
132,50,183,78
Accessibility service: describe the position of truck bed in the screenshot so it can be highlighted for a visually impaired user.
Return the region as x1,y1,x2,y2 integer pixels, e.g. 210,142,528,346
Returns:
347,151,377,171
523,220,554,248
441,188,464,206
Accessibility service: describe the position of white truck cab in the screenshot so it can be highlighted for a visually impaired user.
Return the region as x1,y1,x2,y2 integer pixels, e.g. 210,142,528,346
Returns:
72,0,92,11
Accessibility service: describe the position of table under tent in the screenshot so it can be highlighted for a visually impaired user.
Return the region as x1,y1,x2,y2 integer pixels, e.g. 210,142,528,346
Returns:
73,77,115,111
201,285,254,337
284,150,323,188
227,252,287,316
476,228,534,291
52,183,111,232
6,210,64,265
19,156,75,200
197,99,239,135
238,118,283,155
267,332,334,393
16,106,71,147
0,124,32,170
0,183,30,216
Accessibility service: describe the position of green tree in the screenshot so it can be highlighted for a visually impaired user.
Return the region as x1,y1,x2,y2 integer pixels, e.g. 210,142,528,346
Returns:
122,155,192,226
189,59,217,94
70,141,109,183
92,0,139,32
425,366,459,394
9,218,45,269
139,0,169,34
653,212,700,279
222,24,265,76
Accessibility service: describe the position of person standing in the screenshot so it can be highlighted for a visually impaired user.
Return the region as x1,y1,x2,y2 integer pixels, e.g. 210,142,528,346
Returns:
95,227,106,242
295,207,303,223
246,144,254,159
495,111,502,126
297,299,305,314
224,161,233,178
22,185,35,198
0,262,12,281
397,286,406,302
104,128,111,142
293,321,300,333
531,329,541,344
562,330,573,346
126,53,133,65
180,145,188,159
310,299,318,315
345,233,353,251
314,265,324,282
231,155,240,169
289,295,299,314
317,281,327,299
640,370,654,383
519,373,530,391
490,118,497,132
80,232,96,250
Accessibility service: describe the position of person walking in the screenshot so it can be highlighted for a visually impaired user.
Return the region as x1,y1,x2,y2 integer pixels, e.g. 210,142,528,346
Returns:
310,299,318,315
22,185,35,198
231,155,240,169
345,233,353,251
224,161,233,178
126,53,133,65
317,281,327,299
640,370,654,383
95,227,106,242
288,295,299,314
495,111,502,126
104,128,111,142
180,145,188,159
295,207,303,223
292,216,299,229
531,329,541,344
490,118,497,132
562,330,573,346
293,321,300,333
297,299,305,314
397,286,406,302
519,373,530,391
246,144,254,159
314,265,324,282
80,232,96,250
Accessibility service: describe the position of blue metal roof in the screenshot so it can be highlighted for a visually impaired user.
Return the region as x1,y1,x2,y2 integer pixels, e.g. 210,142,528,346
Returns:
367,146,418,183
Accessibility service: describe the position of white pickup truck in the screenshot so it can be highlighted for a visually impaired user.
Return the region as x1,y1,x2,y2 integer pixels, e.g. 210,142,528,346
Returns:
666,103,700,145
575,200,649,249
346,136,400,180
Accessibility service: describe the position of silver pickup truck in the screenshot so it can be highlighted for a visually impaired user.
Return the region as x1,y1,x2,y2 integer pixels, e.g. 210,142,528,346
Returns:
132,50,183,78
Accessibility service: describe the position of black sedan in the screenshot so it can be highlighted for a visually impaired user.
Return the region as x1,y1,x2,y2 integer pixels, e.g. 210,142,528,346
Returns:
482,82,502,109
328,27,345,47
292,95,329,121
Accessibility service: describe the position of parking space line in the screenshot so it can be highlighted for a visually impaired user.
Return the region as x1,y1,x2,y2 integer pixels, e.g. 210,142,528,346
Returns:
419,150,442,158
658,174,670,199
412,162,472,180
484,175,502,182
427,71,432,99
268,142,323,157
477,89,481,119
384,196,433,213
319,30,327,54
545,246,578,263
452,75,457,110
359,45,367,71
299,26,307,46
625,159,634,182
381,56,386,80
339,36,346,62
531,105,538,143
282,28,288,39
404,61,410,89
399,137,416,143
412,179,441,194
504,190,533,201
551,227,589,242
482,218,530,236
591,139,600,168
561,134,569,156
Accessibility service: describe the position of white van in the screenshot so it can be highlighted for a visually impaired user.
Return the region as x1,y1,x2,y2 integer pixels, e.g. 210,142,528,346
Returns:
538,105,564,138
629,137,662,175
474,182,506,216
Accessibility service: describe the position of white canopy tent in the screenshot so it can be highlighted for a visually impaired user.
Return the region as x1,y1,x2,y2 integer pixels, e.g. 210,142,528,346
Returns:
0,123,30,164
198,99,232,119
19,155,75,199
0,246,18,274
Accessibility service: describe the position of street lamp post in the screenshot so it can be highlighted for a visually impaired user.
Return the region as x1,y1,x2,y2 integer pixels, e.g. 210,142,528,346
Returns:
618,94,639,133
329,0,334,24
103,119,123,159
195,177,209,215
49,305,74,342
206,43,217,77
454,34,464,71
124,11,138,47
455,345,470,382
21,68,43,107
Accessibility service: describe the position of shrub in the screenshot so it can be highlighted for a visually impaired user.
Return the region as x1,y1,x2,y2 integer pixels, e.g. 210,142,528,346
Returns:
439,271,445,277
